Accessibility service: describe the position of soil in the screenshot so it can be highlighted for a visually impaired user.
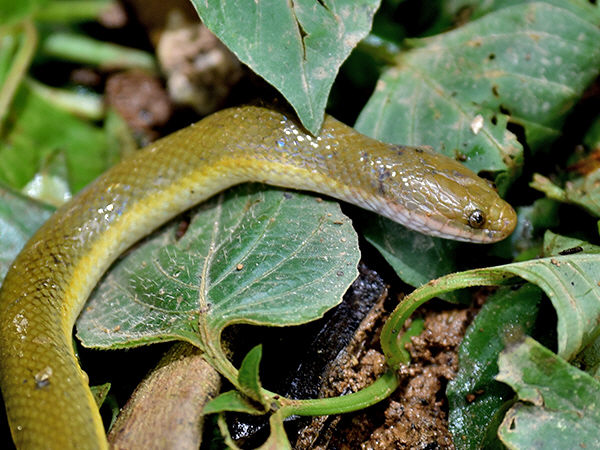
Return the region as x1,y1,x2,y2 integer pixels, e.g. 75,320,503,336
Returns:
294,302,475,450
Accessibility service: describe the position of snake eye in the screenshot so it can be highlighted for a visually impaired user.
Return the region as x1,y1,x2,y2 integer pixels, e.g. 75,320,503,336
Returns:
468,209,485,228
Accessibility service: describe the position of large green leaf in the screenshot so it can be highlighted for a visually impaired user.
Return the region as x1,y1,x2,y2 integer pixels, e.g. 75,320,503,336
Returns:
542,232,600,377
357,2,600,171
77,185,360,348
190,0,380,134
497,337,600,449
381,248,600,446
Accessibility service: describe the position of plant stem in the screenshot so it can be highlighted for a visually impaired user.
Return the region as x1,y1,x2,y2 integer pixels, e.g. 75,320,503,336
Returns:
35,0,115,23
380,269,519,369
277,369,399,417
40,32,156,72
357,34,401,65
0,21,37,134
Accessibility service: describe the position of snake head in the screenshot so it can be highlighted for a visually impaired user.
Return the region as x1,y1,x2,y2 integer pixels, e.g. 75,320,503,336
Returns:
356,143,517,243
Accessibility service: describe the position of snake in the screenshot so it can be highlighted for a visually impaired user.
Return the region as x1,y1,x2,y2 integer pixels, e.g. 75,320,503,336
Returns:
0,105,516,448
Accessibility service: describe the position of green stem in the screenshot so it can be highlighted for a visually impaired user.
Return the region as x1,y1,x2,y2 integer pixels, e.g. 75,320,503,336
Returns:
357,34,401,65
380,268,519,369
0,21,37,133
190,328,243,393
40,32,156,72
35,0,115,23
277,369,399,417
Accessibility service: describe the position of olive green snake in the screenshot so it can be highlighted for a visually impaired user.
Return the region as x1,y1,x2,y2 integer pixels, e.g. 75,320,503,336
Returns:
0,106,516,448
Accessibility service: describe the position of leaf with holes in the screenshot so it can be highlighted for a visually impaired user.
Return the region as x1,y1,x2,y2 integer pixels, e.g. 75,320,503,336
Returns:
356,2,600,186
76,184,360,350
497,337,600,449
189,0,380,134
531,170,600,218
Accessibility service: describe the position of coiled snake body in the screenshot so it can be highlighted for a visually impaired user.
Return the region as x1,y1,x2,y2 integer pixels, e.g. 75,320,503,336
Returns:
0,106,516,448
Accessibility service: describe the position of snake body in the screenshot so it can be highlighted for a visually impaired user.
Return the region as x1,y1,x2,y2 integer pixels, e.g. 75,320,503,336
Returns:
0,106,516,448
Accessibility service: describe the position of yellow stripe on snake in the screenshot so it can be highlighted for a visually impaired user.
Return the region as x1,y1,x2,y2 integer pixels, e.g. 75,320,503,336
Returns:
0,106,516,448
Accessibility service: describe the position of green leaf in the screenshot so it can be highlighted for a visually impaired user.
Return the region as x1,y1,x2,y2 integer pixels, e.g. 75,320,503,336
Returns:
363,214,468,302
440,0,600,26
204,390,262,415
541,236,600,378
190,0,379,134
260,412,292,450
90,382,111,408
77,185,360,350
237,345,264,403
497,337,600,449
0,84,111,193
447,284,542,449
531,171,600,217
357,2,600,183
382,250,600,445
542,230,600,257
0,184,54,281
